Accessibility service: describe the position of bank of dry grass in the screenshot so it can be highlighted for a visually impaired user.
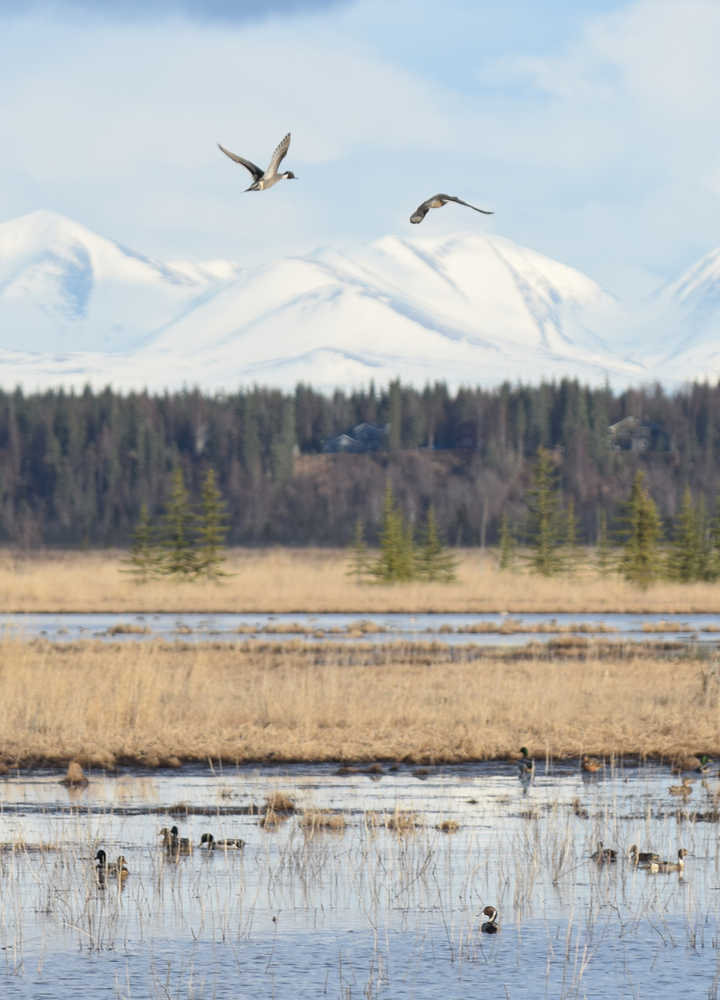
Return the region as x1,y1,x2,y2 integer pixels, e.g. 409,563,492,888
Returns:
0,639,717,767
2,548,720,614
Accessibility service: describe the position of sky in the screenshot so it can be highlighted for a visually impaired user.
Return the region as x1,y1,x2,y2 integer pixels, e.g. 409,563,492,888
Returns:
1,0,719,299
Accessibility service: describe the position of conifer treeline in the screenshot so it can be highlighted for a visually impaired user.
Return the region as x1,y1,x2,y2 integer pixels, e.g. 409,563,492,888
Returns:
1,379,720,547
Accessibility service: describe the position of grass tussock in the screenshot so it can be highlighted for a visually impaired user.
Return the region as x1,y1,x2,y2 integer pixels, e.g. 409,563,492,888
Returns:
263,791,296,814
299,810,347,834
435,819,460,833
3,548,720,613
59,761,88,787
386,810,422,833
0,638,719,766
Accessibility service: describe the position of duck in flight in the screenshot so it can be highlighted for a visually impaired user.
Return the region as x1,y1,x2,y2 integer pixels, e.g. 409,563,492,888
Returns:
410,193,493,224
217,132,296,191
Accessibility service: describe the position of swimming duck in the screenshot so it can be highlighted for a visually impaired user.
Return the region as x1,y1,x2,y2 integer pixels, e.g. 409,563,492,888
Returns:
648,848,688,873
581,755,602,774
410,193,493,224
668,777,693,797
671,754,710,774
112,855,130,880
517,747,535,779
95,849,129,879
200,833,246,850
218,132,296,191
629,844,660,865
480,905,499,933
591,841,617,863
160,826,193,854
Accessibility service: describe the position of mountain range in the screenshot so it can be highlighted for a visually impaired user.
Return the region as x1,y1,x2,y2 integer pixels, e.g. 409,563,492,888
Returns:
0,209,718,391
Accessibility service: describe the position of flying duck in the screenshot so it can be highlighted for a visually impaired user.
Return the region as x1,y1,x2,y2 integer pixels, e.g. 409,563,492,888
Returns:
200,833,246,850
218,132,296,191
409,193,493,224
480,905,499,933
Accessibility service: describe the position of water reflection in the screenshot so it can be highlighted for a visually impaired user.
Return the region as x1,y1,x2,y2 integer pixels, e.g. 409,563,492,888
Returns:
2,610,720,648
0,762,718,996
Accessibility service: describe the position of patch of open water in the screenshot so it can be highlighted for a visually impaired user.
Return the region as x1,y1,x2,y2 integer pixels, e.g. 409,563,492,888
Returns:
2,611,720,647
0,762,719,997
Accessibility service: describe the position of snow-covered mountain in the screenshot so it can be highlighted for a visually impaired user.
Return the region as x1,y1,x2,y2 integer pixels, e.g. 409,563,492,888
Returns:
649,249,720,379
2,208,716,391
0,210,240,354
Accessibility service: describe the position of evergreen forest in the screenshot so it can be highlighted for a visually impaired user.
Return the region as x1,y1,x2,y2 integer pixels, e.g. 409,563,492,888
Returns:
1,379,719,549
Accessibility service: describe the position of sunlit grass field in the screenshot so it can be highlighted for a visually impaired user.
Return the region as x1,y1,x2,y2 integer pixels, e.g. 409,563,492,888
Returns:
2,547,720,613
0,638,717,767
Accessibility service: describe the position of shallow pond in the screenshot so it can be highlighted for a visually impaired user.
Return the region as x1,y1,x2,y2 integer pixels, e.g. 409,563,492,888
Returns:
0,761,719,997
2,611,720,648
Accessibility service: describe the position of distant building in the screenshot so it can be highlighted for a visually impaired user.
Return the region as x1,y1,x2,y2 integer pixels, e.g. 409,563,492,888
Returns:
323,422,388,453
608,416,670,452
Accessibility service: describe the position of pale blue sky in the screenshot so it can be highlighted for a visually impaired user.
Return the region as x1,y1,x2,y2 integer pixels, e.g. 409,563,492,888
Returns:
1,0,718,298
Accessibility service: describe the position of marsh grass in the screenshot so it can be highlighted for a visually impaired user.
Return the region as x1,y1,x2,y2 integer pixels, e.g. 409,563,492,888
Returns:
300,809,347,834
0,766,717,997
0,638,718,766
3,548,720,613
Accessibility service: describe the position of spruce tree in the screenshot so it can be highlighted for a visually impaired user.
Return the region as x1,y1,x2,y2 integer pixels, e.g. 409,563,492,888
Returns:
708,497,720,581
526,447,563,576
595,509,614,576
668,486,701,582
620,470,662,588
498,511,515,570
196,468,229,579
564,496,579,575
158,467,198,578
417,505,456,581
372,481,413,582
347,518,370,581
122,502,159,582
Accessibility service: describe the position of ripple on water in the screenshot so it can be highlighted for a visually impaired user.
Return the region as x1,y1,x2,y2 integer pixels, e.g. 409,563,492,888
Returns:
0,762,716,998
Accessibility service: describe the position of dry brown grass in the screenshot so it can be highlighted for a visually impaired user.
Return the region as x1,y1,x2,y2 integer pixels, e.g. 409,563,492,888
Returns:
299,809,347,834
386,810,422,833
0,638,717,767
435,819,460,833
3,547,720,613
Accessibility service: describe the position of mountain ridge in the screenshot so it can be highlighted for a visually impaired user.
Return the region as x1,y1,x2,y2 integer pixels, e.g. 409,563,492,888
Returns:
0,209,718,390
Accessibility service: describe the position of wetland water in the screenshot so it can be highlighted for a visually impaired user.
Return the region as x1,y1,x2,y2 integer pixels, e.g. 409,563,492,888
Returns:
2,611,720,646
1,761,719,998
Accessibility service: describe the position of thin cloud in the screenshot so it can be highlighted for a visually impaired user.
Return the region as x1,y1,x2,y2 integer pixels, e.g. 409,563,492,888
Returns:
0,0,347,23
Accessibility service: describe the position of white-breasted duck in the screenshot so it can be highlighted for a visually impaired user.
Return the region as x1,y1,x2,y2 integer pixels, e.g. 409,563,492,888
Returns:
200,833,245,850
480,905,499,933
648,848,688,873
218,132,296,191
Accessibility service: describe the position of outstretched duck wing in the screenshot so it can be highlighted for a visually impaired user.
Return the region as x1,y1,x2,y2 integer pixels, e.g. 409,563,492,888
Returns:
441,194,494,215
217,144,264,181
267,132,291,175
410,198,434,224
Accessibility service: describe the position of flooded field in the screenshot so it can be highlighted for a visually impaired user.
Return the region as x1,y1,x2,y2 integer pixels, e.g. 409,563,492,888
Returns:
2,610,720,647
1,761,719,997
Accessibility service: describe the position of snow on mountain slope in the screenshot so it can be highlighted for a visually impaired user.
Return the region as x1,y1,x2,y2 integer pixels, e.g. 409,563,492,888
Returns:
140,231,640,390
0,210,239,353
642,248,720,380
0,210,648,390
